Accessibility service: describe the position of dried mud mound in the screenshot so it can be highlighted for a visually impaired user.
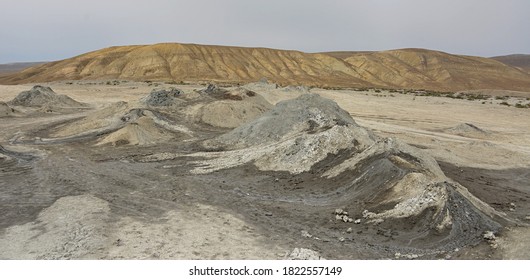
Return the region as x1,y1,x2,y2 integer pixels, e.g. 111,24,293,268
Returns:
51,101,131,138
142,88,183,107
7,85,85,108
205,93,372,150
446,123,490,138
0,102,16,117
43,102,192,146
96,116,173,146
193,94,508,249
194,86,273,128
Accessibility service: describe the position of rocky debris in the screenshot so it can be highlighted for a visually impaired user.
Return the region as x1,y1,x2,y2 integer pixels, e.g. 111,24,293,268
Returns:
8,85,85,108
286,248,325,260
483,231,498,249
525,216,530,221
0,102,15,117
346,227,353,233
334,209,355,223
142,87,183,106
301,230,312,238
354,219,361,224
483,231,496,241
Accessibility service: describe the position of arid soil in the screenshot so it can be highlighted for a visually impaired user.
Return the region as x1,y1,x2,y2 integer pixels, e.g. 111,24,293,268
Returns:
0,81,529,259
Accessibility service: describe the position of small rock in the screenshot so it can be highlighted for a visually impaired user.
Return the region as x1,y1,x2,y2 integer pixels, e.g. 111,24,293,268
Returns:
510,202,516,208
342,216,349,223
334,209,344,215
343,211,348,216
454,248,459,252
407,254,419,259
525,216,530,220
509,208,515,212
339,237,345,242
346,227,353,233
483,231,496,241
394,252,401,259
301,230,312,238
335,214,342,220
347,218,353,223
354,219,361,224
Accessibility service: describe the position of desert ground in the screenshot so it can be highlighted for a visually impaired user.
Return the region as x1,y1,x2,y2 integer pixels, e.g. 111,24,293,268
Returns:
1,80,529,259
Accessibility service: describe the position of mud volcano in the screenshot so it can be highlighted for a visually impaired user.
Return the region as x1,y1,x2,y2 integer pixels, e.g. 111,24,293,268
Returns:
193,94,508,250
8,85,85,108
142,88,183,107
195,85,272,128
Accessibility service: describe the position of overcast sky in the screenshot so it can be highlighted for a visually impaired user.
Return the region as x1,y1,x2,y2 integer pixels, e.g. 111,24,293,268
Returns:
1,0,529,63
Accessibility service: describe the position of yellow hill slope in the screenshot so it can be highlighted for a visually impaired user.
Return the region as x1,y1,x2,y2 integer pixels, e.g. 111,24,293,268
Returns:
2,43,530,92
343,49,530,91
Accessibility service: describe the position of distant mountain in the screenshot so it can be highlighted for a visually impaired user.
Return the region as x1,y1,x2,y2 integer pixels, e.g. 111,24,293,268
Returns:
490,54,530,73
1,43,530,92
0,62,46,74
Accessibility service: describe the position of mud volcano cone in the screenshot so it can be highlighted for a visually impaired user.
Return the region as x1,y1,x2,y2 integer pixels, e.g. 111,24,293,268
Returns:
194,94,509,249
8,85,84,108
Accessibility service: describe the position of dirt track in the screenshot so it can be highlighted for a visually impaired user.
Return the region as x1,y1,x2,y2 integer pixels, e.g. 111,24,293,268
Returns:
1,81,529,259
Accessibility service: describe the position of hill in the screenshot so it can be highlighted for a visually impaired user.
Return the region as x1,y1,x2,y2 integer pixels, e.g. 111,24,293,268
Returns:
341,48,530,91
1,43,530,92
490,54,530,73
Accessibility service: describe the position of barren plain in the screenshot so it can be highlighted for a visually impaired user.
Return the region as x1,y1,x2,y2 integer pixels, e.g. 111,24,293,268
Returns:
1,80,529,259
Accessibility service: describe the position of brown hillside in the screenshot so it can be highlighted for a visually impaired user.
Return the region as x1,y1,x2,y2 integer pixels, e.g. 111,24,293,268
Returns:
491,54,530,74
2,43,530,91
343,49,530,91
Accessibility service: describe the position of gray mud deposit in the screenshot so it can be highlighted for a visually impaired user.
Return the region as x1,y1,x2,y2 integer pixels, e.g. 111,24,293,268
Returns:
8,85,85,108
0,88,524,260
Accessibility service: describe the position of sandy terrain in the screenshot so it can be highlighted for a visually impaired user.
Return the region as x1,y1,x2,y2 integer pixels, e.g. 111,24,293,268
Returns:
0,80,529,259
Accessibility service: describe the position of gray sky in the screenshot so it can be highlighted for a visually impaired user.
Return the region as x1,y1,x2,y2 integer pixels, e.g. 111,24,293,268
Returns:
1,0,529,63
